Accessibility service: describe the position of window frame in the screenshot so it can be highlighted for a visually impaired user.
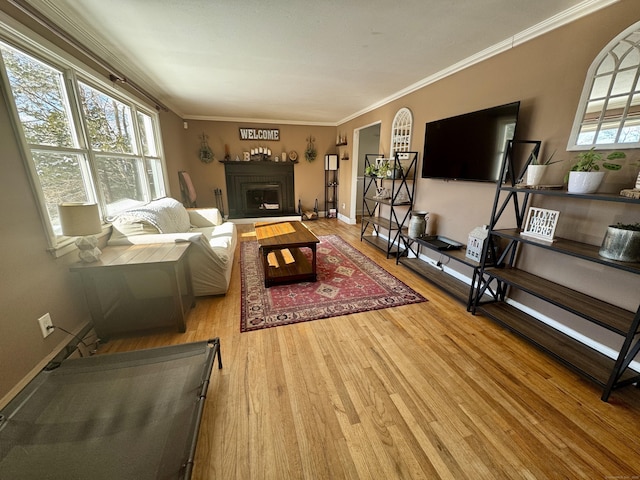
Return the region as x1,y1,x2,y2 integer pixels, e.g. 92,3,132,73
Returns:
390,107,413,158
0,15,168,253
567,21,640,151
75,75,167,217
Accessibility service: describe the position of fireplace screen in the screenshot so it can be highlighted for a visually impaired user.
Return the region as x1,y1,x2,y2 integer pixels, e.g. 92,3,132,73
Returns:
244,184,281,212
224,162,295,218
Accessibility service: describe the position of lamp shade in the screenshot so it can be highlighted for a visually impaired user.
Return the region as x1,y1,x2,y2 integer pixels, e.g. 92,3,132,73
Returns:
324,154,339,171
58,203,102,236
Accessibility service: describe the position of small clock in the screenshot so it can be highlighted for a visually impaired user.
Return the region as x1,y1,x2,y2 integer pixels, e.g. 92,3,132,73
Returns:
289,150,298,162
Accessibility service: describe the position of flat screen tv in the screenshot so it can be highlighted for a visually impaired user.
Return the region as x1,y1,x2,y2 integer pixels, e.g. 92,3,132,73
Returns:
422,101,520,182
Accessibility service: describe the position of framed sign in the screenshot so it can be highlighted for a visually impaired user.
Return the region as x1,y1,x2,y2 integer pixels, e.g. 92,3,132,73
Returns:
239,128,280,141
521,207,560,242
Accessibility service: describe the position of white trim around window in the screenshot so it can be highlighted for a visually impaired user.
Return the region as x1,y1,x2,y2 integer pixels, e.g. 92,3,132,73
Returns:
0,12,169,254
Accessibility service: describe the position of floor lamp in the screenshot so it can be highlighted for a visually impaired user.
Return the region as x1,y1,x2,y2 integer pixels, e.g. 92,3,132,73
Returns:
58,203,103,263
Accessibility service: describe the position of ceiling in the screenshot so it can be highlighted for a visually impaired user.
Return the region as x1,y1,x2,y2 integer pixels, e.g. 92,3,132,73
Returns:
19,0,615,125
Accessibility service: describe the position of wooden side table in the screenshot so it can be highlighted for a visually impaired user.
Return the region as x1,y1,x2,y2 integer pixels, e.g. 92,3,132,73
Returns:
70,242,194,338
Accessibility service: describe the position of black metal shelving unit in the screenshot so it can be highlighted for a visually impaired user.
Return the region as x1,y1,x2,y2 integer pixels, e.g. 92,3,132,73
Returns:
325,169,338,218
361,152,418,257
396,234,496,311
473,139,640,402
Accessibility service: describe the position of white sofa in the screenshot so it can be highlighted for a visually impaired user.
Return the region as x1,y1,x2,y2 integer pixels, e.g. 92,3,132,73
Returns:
108,197,237,296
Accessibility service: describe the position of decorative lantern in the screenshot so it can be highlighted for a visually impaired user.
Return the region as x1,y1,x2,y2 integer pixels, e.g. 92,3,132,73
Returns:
466,225,489,262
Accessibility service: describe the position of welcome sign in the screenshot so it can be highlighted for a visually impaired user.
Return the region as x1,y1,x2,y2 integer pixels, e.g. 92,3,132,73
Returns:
239,128,280,141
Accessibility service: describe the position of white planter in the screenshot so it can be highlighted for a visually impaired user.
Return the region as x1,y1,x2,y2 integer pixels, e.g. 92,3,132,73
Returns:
526,165,547,186
567,171,605,194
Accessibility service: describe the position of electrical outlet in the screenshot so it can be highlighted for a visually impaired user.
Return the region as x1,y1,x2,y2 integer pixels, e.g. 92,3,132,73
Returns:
38,313,53,338
425,258,441,270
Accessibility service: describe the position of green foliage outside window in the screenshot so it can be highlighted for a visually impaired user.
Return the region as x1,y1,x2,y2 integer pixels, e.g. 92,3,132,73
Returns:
0,41,166,238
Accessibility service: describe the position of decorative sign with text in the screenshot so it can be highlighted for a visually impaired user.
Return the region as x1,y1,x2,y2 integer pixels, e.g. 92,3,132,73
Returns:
521,207,559,242
239,128,280,141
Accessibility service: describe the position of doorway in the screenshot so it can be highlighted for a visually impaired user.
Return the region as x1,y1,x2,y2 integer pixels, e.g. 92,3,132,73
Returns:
350,122,381,222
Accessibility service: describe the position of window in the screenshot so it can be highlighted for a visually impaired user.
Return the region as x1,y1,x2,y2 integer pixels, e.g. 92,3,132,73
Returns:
568,22,640,150
0,40,166,248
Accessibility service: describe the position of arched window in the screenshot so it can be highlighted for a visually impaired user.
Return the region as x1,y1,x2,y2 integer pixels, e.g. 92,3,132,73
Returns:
568,22,640,150
390,107,413,157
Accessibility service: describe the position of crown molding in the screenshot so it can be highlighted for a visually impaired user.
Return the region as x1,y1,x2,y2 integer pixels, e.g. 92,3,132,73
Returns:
5,0,621,126
337,0,620,126
183,114,337,127
17,0,180,113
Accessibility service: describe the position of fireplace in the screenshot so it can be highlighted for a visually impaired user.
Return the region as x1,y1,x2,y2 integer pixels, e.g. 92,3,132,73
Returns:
224,162,296,218
244,183,281,212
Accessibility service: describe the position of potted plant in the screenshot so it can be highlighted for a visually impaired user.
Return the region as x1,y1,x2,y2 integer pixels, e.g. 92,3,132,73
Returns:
305,135,317,162
377,159,390,178
387,162,404,179
526,149,562,186
199,133,214,163
364,164,378,177
565,148,626,193
599,222,640,262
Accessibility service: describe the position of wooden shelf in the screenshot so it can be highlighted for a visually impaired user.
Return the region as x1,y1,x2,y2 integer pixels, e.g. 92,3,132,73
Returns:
361,235,401,255
486,267,637,335
478,302,640,388
410,236,477,267
265,247,312,280
397,234,491,310
504,186,640,205
399,257,472,305
364,196,411,206
473,139,640,401
361,216,405,232
492,228,640,274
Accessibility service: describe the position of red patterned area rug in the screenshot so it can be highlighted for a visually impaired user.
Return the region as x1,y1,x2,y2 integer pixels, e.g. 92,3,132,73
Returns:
240,234,426,332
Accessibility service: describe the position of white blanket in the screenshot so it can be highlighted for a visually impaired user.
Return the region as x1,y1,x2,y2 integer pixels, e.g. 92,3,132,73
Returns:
114,197,190,233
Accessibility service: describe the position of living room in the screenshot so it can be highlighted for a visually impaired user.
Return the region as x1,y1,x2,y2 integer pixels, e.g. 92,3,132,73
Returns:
1,0,640,478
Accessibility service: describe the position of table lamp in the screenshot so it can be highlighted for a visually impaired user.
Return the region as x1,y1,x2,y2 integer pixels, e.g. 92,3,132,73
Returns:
58,203,103,262
324,154,338,171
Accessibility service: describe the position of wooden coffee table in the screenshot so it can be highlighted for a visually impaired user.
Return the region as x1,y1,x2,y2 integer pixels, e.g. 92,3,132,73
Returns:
255,221,320,287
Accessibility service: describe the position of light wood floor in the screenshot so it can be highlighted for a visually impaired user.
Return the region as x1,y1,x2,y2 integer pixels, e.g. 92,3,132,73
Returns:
99,219,640,479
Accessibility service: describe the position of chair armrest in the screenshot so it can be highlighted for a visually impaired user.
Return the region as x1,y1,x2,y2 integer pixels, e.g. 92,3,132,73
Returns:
188,208,223,227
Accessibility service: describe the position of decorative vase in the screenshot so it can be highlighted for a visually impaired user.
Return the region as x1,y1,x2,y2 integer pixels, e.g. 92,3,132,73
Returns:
526,165,547,186
408,211,428,239
599,226,640,262
567,171,605,194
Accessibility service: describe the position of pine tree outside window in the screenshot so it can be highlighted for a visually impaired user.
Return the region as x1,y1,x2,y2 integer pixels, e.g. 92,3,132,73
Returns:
0,40,167,249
